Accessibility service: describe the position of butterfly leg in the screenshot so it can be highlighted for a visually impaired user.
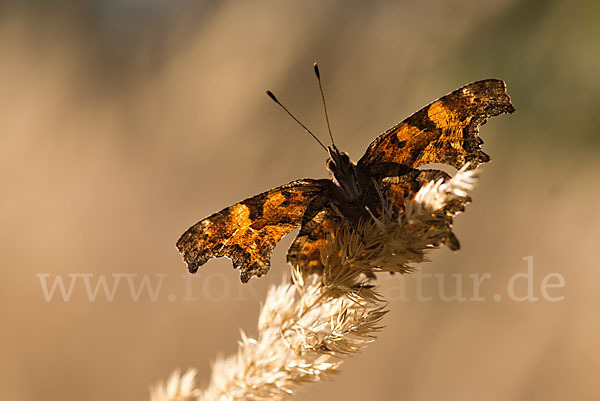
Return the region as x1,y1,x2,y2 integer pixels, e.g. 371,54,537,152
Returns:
370,177,392,219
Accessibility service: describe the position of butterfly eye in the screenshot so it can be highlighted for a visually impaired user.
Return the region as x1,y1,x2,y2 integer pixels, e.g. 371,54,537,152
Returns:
326,159,335,171
341,154,350,164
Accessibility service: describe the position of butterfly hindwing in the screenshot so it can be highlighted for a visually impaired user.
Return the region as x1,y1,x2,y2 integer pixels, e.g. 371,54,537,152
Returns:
287,169,463,272
286,208,338,271
358,79,514,171
377,168,465,250
176,179,331,282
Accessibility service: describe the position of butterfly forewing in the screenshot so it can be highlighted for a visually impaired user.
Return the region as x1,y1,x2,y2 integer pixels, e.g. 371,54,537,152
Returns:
358,79,515,172
176,179,331,282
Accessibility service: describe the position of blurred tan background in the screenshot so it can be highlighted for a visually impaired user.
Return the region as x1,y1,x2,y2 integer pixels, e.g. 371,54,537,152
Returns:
1,0,599,400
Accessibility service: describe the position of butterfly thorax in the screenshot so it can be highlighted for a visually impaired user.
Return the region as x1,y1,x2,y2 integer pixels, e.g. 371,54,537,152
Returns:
326,145,375,211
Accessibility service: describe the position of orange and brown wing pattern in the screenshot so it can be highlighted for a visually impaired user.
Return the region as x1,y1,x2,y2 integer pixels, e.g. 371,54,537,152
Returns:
378,169,465,251
176,179,332,283
358,79,515,171
286,208,338,271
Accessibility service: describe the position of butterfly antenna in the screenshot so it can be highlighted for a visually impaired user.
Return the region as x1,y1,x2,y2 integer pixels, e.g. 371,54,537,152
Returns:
265,90,327,151
313,62,335,146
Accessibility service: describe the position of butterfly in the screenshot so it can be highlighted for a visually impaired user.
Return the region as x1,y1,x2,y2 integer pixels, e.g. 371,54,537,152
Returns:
177,65,514,283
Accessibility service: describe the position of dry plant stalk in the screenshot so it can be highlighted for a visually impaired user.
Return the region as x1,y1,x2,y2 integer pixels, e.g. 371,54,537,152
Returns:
151,166,479,401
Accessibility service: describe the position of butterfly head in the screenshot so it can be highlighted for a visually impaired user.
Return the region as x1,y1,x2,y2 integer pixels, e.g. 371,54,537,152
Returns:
326,144,350,171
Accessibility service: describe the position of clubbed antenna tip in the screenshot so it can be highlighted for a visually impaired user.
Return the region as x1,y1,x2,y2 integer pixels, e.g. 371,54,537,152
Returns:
266,90,278,103
313,62,320,79
313,62,335,145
